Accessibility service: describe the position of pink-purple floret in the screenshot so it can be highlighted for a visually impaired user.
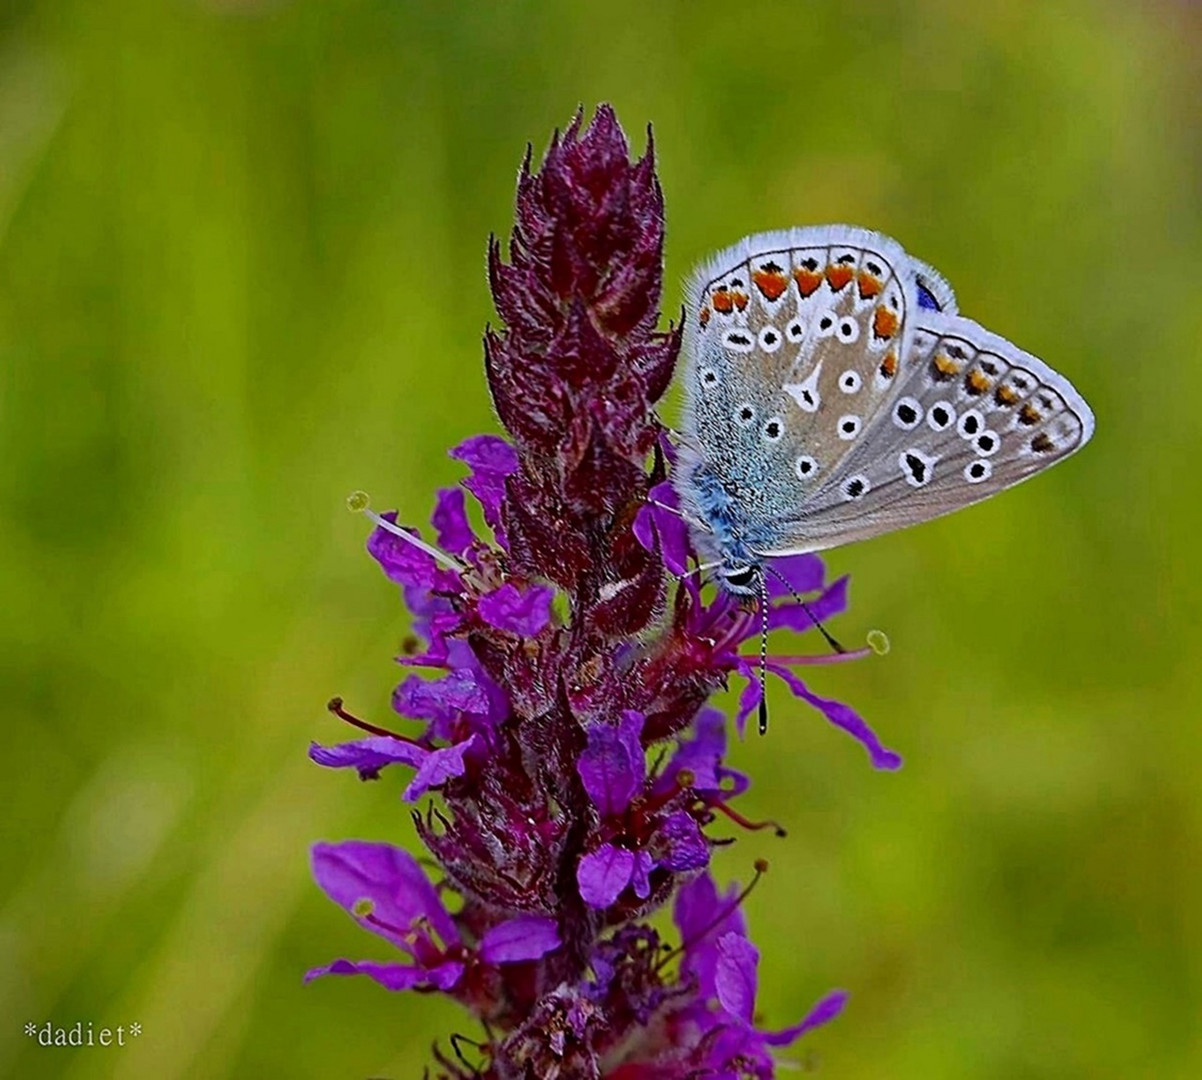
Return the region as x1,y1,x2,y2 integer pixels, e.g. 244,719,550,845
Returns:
305,105,897,1078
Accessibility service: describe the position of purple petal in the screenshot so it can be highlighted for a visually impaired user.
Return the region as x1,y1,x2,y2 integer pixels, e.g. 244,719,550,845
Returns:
630,849,655,899
478,915,561,963
366,512,457,593
579,710,645,817
674,872,746,1001
762,989,850,1046
769,575,849,633
734,673,763,739
658,810,710,871
477,582,554,637
432,487,476,556
715,932,759,1024
392,669,489,723
664,707,725,792
577,844,635,908
666,709,750,798
304,957,464,992
402,735,479,801
767,662,902,770
308,736,424,779
764,552,825,599
450,435,518,544
633,480,691,575
310,840,458,948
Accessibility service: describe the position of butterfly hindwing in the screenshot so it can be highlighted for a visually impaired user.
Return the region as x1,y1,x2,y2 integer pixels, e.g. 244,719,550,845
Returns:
756,310,1095,553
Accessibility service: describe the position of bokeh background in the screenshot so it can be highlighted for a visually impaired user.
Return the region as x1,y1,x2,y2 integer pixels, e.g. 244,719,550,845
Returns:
2,1,1199,1077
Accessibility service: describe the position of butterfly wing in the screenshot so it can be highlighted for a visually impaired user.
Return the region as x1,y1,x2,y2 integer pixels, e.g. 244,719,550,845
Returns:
677,226,928,554
757,309,1095,554
675,226,1093,559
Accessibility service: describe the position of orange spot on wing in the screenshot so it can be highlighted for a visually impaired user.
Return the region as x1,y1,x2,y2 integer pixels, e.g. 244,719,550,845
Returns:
1019,403,1043,426
872,306,899,339
995,383,1020,406
732,290,749,312
879,350,898,379
794,268,823,297
965,368,992,395
753,269,789,302
1031,432,1055,453
933,353,962,379
857,272,883,299
699,306,711,328
826,264,854,291
712,288,734,314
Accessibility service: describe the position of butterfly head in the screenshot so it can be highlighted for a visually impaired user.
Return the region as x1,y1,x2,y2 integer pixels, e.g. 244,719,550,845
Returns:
716,560,761,597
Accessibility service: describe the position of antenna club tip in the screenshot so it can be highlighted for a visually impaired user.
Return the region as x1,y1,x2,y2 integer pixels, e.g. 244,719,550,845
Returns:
867,629,891,656
346,490,371,513
754,858,770,874
326,696,344,712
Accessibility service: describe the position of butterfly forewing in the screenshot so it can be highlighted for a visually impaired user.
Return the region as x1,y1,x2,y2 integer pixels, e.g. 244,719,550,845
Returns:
681,227,920,534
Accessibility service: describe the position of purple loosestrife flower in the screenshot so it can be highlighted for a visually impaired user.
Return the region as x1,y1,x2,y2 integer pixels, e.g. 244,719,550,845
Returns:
307,106,895,1078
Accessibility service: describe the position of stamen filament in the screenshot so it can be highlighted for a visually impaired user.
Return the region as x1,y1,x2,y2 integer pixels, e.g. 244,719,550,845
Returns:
327,697,420,744
348,491,464,572
656,859,769,971
707,798,786,838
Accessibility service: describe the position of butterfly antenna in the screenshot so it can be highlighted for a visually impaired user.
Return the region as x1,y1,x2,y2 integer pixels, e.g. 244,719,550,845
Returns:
763,563,847,655
757,569,770,736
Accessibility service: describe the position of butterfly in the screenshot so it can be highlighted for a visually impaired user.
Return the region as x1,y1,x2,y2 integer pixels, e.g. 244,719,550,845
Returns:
672,223,1094,605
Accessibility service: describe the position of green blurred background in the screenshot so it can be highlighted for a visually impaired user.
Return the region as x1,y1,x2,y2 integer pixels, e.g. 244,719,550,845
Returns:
2,1,1199,1077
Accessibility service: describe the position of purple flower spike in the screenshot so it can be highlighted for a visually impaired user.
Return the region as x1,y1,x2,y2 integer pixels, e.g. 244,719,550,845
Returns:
308,106,884,1076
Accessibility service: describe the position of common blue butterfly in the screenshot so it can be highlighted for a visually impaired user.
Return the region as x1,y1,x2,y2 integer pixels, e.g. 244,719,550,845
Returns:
673,225,1094,599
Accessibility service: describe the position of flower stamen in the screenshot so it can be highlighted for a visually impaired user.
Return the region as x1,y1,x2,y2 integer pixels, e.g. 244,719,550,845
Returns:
348,490,465,572
327,696,420,744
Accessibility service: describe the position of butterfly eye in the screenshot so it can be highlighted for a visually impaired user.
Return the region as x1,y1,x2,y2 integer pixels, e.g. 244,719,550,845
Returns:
837,414,862,441
927,401,955,431
735,403,756,427
892,397,922,430
758,326,782,353
841,474,871,500
815,311,837,337
762,417,784,442
957,409,984,438
973,431,1001,456
795,455,818,479
839,370,862,395
786,319,805,342
964,459,993,484
837,318,860,344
